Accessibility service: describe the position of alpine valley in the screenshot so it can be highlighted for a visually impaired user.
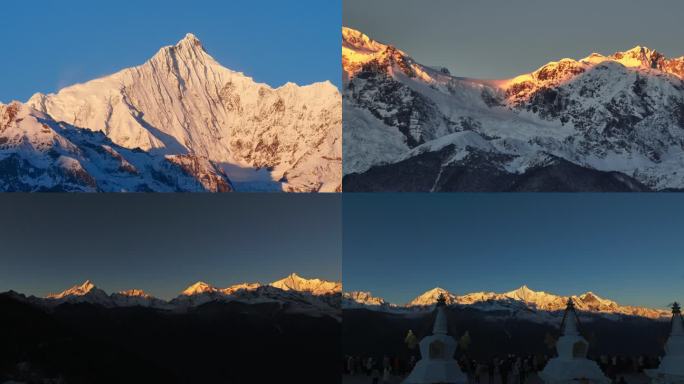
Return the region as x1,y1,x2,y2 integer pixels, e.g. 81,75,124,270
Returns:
0,34,342,192
0,274,341,383
342,27,684,191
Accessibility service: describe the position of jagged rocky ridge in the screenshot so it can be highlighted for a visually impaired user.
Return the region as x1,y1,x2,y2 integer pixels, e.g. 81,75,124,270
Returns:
2,33,341,192
342,27,684,191
343,285,670,322
6,273,341,318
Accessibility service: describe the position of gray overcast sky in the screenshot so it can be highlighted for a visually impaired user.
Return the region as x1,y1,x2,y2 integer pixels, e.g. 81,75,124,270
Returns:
0,194,340,300
344,0,684,79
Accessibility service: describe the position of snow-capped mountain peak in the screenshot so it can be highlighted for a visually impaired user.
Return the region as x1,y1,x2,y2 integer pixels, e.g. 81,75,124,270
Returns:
174,32,204,50
13,32,341,192
151,32,217,69
47,280,97,299
181,32,201,46
270,273,342,295
342,26,416,81
610,45,665,69
503,285,554,303
408,287,458,306
181,281,217,296
343,291,388,307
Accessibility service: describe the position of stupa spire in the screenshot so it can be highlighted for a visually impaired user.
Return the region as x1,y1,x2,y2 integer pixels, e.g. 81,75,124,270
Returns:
539,298,610,384
433,293,448,335
672,302,683,336
403,293,467,383
561,298,580,336
647,301,684,382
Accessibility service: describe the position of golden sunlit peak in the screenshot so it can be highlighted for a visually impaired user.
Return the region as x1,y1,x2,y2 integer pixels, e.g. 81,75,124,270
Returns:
46,280,97,299
177,32,202,47
342,26,387,53
625,45,652,54
270,273,342,295
181,281,217,296
183,32,199,41
342,26,368,41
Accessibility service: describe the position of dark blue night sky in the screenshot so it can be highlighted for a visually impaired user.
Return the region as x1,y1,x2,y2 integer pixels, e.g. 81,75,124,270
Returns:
343,194,684,308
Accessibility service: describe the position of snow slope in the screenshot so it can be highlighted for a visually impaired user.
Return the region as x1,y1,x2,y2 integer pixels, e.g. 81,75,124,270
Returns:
0,102,230,191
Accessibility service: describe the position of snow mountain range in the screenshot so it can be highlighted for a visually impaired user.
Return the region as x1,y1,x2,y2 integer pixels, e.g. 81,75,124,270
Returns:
343,285,670,322
6,273,341,318
1,33,341,192
342,27,684,191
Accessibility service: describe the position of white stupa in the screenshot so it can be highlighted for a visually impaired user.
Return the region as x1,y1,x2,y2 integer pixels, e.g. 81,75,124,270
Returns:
539,299,610,384
647,302,684,384
403,294,468,384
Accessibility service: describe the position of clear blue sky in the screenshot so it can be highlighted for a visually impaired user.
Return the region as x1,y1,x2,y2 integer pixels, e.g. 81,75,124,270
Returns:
0,194,341,300
0,0,341,103
344,0,684,80
343,194,684,308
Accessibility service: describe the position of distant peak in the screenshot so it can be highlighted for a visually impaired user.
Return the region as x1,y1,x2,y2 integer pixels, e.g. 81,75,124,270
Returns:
270,273,341,295
416,287,453,298
174,33,204,51
118,289,151,298
150,32,209,63
619,45,663,58
626,45,654,53
183,32,199,41
46,280,98,299
342,26,387,52
407,287,456,306
81,280,95,289
181,281,216,296
611,45,666,69
508,284,536,294
272,273,307,286
342,26,366,39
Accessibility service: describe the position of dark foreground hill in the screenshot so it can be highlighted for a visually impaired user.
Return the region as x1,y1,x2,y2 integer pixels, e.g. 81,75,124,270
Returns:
343,307,670,360
0,294,341,383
